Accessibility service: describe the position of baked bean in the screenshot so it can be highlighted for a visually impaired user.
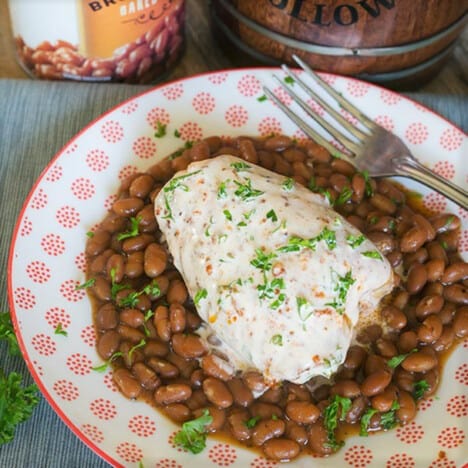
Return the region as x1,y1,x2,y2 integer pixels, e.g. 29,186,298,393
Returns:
147,357,179,378
86,230,111,256
193,406,226,432
119,340,144,367
417,314,443,344
132,361,160,390
438,230,459,252
120,308,145,328
167,279,188,304
433,325,455,352
144,243,167,278
401,350,438,373
129,174,154,199
264,135,293,151
377,179,405,204
396,390,416,423
453,307,468,337
427,241,448,264
375,338,398,358
97,330,121,360
227,378,254,407
330,173,350,194
137,204,157,232
169,302,186,333
441,262,468,284
166,352,198,379
112,197,144,217
369,193,396,214
407,263,428,294
361,370,392,397
243,371,268,394
185,310,202,330
143,339,168,357
124,251,145,278
285,420,308,445
403,248,428,269
185,388,209,411
155,383,192,405
189,141,211,161
415,294,444,319
308,422,335,455
203,378,233,408
238,138,258,163
122,233,154,254
394,368,414,392
400,227,427,253
366,232,395,255
381,305,407,330
89,249,113,274
162,403,191,423
96,303,118,330
227,409,251,441
371,386,397,412
430,213,461,234
106,254,125,283
343,345,367,370
113,368,141,399
425,258,445,282
285,401,320,425
201,354,235,381
345,395,367,424
250,402,283,420
285,383,311,402
357,324,382,345
260,386,283,404
422,281,444,297
252,418,285,446
398,331,418,354
172,333,206,358
443,283,468,304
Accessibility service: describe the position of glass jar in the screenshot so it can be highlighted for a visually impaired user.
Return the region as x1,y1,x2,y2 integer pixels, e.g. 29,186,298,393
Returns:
8,0,185,83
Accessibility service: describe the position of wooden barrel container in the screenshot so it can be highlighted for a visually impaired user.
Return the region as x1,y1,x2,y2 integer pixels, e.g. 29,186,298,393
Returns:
211,0,468,87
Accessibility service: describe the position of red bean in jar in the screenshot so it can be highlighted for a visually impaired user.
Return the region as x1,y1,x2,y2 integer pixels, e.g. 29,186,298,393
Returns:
8,0,185,83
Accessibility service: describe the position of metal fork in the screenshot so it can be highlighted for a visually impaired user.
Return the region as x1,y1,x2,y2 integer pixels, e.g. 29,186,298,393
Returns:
263,55,468,209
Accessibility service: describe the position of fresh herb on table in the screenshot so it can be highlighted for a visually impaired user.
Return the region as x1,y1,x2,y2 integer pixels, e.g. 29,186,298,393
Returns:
173,409,213,454
0,312,40,446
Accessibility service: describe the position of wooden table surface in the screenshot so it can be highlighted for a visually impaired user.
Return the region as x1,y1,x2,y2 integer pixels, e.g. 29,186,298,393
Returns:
1,0,467,93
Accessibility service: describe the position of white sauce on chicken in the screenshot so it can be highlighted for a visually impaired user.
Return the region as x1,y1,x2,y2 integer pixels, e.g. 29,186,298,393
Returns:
155,155,393,384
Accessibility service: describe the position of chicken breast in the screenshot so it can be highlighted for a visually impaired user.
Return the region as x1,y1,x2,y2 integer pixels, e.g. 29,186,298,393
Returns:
155,155,393,384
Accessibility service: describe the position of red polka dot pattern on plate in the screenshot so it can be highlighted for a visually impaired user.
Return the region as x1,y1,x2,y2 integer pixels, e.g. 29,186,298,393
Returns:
380,89,402,105
45,165,63,182
432,161,455,180
340,108,359,126
132,136,157,159
80,325,96,347
405,122,429,145
272,85,293,106
53,379,80,401
423,192,447,214
208,72,228,85
115,441,143,463
14,287,36,310
101,120,124,143
446,394,468,417
428,457,457,468
395,422,424,444
178,121,203,141
417,397,434,412
20,216,33,236
258,117,282,136
439,127,463,151
74,251,86,272
155,458,182,468
454,363,468,385
147,106,171,129
306,98,325,117
162,83,183,100
26,260,51,283
237,74,261,97
192,91,216,114
86,149,110,172
45,307,71,329
90,398,117,420
225,105,249,128
374,115,395,132
59,279,86,302
56,205,80,229
346,80,369,97
122,101,138,114
31,333,56,356
118,165,138,181
128,414,156,437
385,452,415,468
71,178,96,200
250,457,279,468
104,193,118,210
437,426,465,448
66,352,92,376
208,443,238,466
168,431,187,452
344,445,373,467
40,233,66,256
104,372,118,392
458,229,467,253
30,188,48,210
81,423,105,444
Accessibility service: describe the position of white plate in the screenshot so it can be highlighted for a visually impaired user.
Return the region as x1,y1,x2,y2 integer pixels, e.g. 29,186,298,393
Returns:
8,69,468,468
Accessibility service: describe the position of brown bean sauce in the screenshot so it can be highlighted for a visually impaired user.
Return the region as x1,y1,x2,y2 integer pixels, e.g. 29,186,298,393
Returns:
85,135,466,462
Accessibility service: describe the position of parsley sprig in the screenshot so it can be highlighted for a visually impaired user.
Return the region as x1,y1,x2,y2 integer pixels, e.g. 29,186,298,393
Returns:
174,409,213,454
323,395,351,450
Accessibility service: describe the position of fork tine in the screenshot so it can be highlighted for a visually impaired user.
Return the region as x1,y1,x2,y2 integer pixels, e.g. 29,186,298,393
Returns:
292,54,376,129
272,75,361,155
262,85,356,166
282,65,369,142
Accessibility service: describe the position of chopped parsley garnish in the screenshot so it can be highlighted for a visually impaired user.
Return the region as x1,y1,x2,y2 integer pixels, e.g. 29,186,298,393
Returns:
86,231,94,238
257,278,286,309
250,249,277,272
75,278,96,290
359,408,378,436
444,215,455,228
194,288,208,306
296,296,312,322
164,170,201,194
360,170,374,197
323,395,351,450
266,209,278,222
335,187,353,206
174,129,181,138
174,409,213,454
54,323,67,336
282,178,294,191
233,178,264,201
277,227,336,253
117,216,141,241
110,268,131,300
413,379,430,400
387,349,417,369
284,76,295,85
257,94,267,102
217,180,228,199
271,334,283,346
245,416,260,428
361,250,383,260
317,188,334,205
223,209,233,221
154,121,167,138
230,162,251,171
380,401,400,430
346,233,365,248
128,339,146,360
92,350,123,372
369,216,379,225
119,281,161,308
326,269,355,314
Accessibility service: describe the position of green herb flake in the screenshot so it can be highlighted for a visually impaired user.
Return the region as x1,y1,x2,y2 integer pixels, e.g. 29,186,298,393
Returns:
154,121,167,138
413,379,430,400
326,269,355,314
334,187,353,206
173,409,213,454
266,209,278,223
360,408,378,436
230,162,251,171
444,215,455,228
164,170,201,194
217,181,228,199
233,178,264,201
296,297,312,322
117,216,142,241
323,395,351,450
245,416,260,428
271,334,283,346
380,401,400,430
387,348,417,369
174,129,181,138
360,170,374,197
223,210,233,221
369,216,379,225
194,288,208,306
361,250,383,260
257,94,267,102
128,339,146,360
282,178,294,191
75,278,96,290
284,76,295,85
250,249,277,272
54,323,68,337
86,231,94,238
346,234,365,249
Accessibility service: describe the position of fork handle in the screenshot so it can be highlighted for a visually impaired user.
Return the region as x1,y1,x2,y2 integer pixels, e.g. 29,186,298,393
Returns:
394,155,468,209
